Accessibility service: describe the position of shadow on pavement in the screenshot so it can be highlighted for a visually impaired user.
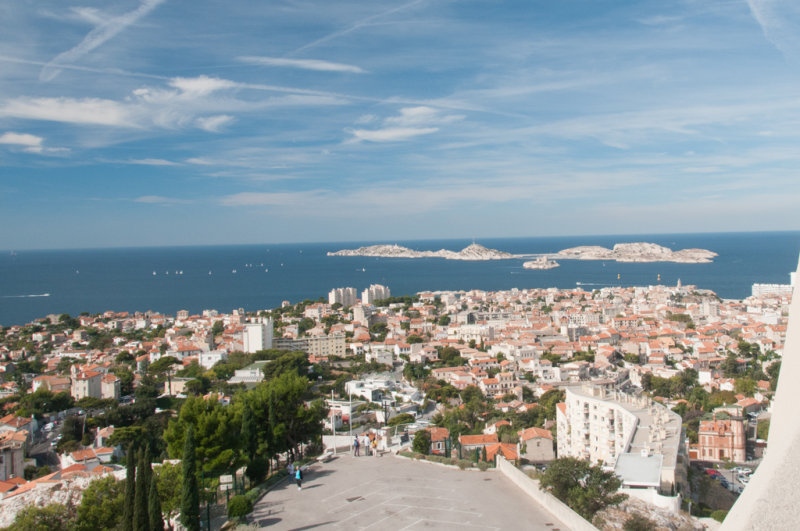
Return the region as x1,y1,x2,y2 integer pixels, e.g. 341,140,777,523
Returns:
287,522,337,530
256,517,282,527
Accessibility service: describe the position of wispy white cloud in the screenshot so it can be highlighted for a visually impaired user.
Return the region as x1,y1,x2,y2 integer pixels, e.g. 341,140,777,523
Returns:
291,0,425,55
121,158,180,166
238,56,365,73
0,97,137,127
220,191,319,207
40,0,167,82
347,106,463,142
134,195,190,204
347,126,438,142
168,76,237,97
745,0,800,59
186,157,214,165
0,131,68,154
0,132,44,148
196,115,234,132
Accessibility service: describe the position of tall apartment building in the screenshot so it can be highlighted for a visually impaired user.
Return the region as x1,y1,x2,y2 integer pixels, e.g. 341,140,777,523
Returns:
361,284,391,305
557,385,684,501
329,287,357,307
242,318,274,353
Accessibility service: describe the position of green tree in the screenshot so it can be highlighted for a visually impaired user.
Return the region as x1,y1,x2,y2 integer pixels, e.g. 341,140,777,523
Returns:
122,446,136,531
181,426,200,531
412,430,431,454
240,401,257,462
262,351,310,380
134,449,150,531
437,315,451,326
148,470,165,531
164,395,240,475
211,321,224,336
406,334,424,344
388,413,415,427
75,475,124,531
539,457,627,520
154,462,182,525
6,503,74,531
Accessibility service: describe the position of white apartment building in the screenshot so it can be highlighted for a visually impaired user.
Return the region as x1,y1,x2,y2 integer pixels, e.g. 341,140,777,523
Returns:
361,284,391,305
329,287,357,307
557,385,684,506
242,318,274,353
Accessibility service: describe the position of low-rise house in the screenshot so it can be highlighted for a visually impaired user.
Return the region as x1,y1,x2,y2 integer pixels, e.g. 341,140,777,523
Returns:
518,427,555,463
459,433,498,454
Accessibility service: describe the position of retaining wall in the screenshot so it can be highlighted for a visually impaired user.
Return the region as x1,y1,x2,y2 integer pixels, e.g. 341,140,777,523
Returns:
495,457,599,531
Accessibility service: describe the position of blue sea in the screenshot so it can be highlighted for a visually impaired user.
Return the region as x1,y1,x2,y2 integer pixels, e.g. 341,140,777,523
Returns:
1,232,798,327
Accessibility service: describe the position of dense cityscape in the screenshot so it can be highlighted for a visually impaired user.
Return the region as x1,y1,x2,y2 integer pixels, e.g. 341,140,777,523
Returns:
0,273,793,529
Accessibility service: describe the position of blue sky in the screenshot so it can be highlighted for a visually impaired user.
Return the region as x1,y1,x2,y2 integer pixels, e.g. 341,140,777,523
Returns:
1,0,799,249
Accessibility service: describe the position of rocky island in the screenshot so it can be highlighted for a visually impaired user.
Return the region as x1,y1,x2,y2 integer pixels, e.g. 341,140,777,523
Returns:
329,241,716,264
555,242,717,263
523,256,560,269
327,243,515,261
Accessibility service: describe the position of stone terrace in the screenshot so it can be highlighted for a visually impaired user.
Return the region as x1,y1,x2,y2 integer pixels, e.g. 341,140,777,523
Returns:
249,453,567,530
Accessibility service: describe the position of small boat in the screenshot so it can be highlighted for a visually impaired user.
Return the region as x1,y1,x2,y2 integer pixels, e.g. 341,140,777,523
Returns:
152,271,156,275
265,268,269,272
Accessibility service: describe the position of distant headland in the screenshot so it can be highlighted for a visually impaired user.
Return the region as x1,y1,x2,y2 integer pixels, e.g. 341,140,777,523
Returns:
328,242,717,264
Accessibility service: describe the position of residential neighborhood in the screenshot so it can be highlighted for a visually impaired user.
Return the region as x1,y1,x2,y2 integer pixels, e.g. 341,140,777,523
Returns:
0,278,791,527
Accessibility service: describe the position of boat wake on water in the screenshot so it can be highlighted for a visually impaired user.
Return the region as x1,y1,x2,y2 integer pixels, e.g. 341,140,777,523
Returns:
2,293,51,298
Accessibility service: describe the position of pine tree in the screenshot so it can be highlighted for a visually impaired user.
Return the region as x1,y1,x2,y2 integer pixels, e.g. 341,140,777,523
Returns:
181,426,200,531
122,445,136,531
134,449,150,531
148,469,165,531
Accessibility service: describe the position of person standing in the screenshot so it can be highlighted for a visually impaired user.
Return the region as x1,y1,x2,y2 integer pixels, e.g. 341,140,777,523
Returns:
353,435,360,457
295,467,303,490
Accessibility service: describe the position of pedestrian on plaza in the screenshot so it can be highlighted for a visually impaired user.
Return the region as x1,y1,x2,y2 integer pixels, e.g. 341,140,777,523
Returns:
287,462,294,476
295,467,303,490
353,435,360,456
371,438,378,457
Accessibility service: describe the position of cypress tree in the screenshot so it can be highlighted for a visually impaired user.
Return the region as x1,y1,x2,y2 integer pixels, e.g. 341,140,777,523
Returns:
134,449,150,531
241,402,256,462
148,469,165,531
122,445,136,531
181,426,200,531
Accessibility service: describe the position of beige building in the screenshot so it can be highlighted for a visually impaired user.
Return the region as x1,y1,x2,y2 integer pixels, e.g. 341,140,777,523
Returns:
71,370,102,400
100,374,121,400
0,431,25,481
274,333,346,358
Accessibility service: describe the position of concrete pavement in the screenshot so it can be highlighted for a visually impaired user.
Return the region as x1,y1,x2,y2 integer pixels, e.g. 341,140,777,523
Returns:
248,453,567,530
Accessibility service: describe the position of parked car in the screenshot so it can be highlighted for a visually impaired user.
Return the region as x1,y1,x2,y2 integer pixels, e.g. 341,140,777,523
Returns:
739,475,751,484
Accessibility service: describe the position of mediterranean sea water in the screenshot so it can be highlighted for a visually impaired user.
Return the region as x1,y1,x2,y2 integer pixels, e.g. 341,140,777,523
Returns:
1,231,798,327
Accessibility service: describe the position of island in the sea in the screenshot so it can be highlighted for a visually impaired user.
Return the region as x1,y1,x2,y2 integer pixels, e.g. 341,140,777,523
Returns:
523,256,559,269
329,241,716,263
327,243,514,261
556,242,718,263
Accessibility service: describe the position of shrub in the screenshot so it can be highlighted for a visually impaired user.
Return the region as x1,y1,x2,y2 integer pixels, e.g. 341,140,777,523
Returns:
477,462,490,471
711,510,729,523
227,495,253,519
623,513,657,531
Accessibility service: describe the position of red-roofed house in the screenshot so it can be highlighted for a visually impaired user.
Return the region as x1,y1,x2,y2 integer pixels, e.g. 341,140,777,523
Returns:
518,427,554,463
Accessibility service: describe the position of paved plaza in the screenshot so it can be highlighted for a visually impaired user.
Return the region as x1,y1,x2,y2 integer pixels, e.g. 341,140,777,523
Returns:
248,453,567,530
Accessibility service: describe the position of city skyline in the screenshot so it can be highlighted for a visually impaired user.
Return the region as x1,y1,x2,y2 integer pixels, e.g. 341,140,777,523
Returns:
2,0,800,250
